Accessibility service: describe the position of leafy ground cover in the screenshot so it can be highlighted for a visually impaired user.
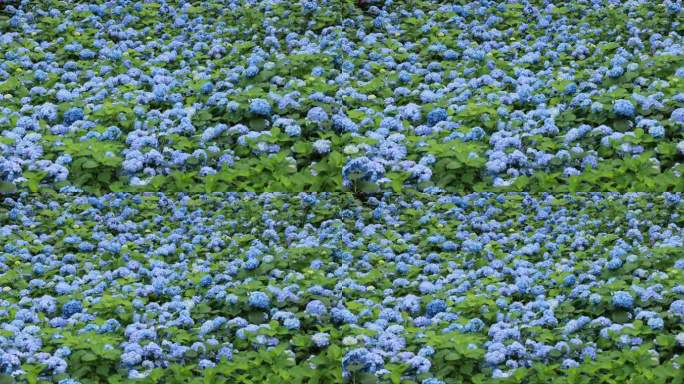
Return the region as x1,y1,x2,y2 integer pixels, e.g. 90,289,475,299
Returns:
0,0,683,192
1,193,683,383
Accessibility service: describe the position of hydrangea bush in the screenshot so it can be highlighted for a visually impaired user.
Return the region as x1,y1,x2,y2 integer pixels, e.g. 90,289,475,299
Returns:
0,0,683,192
1,193,683,383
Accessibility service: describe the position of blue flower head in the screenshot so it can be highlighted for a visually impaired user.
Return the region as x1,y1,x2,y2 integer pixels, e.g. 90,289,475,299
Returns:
63,107,84,125
648,125,665,138
399,71,412,83
305,300,327,317
200,82,214,94
248,291,270,309
647,317,664,330
612,291,634,309
426,299,446,317
331,307,357,324
35,69,48,82
62,300,83,317
671,300,684,316
426,108,447,126
671,108,684,124
612,99,635,118
249,99,272,116
307,107,329,123
422,379,445,384
302,0,319,13
312,332,329,347
342,348,384,377
283,317,300,330
199,275,213,287
342,157,385,188
244,65,260,78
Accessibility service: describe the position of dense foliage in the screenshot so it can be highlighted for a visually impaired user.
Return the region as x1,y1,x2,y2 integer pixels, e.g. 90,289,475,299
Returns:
0,0,683,192
2,0,684,383
1,193,683,383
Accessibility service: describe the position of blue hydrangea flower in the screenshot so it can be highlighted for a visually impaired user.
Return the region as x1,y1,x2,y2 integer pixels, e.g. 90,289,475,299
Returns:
302,0,319,13
648,125,665,138
647,317,664,330
248,291,270,309
561,359,579,369
342,348,384,377
612,99,636,118
671,300,684,316
200,82,214,94
245,65,260,78
426,108,447,126
312,332,330,347
484,350,506,365
422,379,445,384
63,107,84,125
305,300,327,317
61,300,83,317
671,108,684,125
426,299,446,317
306,107,329,123
283,317,300,330
249,99,272,116
342,156,385,188
612,291,634,309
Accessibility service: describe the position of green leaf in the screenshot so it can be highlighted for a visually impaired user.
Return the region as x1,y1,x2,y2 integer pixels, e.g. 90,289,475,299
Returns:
293,141,312,154
444,352,461,361
82,352,98,362
82,160,99,169
0,181,17,194
655,335,674,348
248,118,268,131
22,171,47,193
611,310,630,323
446,160,462,170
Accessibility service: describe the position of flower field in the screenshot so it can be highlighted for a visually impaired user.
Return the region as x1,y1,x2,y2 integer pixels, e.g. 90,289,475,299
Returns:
0,0,683,192
1,193,683,383
2,0,684,383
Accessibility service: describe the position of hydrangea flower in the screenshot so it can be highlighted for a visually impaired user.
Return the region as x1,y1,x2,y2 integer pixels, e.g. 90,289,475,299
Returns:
426,108,447,126
670,300,684,317
342,348,384,377
63,108,84,125
249,99,272,116
612,99,636,118
342,157,385,187
306,107,329,123
312,332,330,347
61,300,83,318
671,108,684,125
248,292,270,309
313,139,331,154
612,291,634,309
